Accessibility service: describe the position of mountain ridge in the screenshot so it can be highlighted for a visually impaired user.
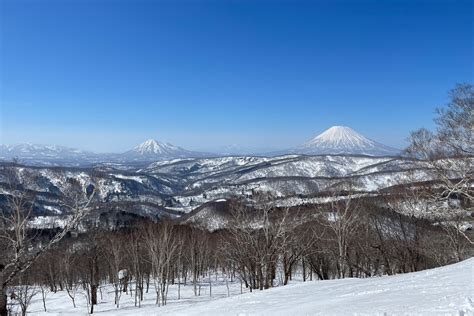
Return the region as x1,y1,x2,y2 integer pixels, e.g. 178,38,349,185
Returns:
0,126,400,165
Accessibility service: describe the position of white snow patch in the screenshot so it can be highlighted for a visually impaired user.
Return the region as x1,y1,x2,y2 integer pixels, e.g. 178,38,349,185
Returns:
19,256,473,315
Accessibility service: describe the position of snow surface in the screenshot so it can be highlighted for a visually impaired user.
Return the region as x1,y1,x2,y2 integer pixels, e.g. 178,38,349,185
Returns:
111,173,146,184
23,258,473,315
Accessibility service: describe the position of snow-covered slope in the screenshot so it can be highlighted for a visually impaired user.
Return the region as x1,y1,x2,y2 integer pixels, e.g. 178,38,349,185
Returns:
1,154,431,215
295,126,400,156
161,258,473,315
141,154,433,211
0,165,181,222
24,258,473,315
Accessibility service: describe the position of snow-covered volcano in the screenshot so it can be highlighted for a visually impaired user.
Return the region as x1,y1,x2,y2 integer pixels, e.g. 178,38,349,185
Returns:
123,139,210,160
131,139,185,156
296,126,399,156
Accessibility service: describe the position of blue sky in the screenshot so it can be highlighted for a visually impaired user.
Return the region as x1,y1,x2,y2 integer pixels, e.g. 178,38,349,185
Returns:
1,0,472,152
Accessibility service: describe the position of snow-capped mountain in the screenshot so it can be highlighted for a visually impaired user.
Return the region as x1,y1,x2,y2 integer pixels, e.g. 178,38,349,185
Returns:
0,143,97,163
122,139,212,161
130,139,187,156
0,139,215,165
0,127,399,166
295,126,400,156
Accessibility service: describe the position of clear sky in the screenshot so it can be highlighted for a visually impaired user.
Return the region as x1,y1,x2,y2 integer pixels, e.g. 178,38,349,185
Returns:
0,0,472,153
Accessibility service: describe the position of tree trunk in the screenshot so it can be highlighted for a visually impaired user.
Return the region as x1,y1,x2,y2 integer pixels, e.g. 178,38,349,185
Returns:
42,288,47,312
283,271,290,285
258,265,264,290
123,277,128,293
91,284,98,306
302,259,306,282
0,285,6,316
90,255,99,308
0,266,7,316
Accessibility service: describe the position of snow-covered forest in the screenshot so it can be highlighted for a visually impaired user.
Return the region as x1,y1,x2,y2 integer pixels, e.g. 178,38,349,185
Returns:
0,85,472,316
1,0,473,311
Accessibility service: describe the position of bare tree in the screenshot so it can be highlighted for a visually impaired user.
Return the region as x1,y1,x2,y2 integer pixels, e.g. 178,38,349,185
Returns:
142,219,179,306
61,245,80,308
323,182,362,278
79,230,103,314
223,194,297,290
39,283,50,312
0,166,96,316
12,282,38,316
124,228,145,307
406,84,473,244
280,208,319,285
101,232,126,308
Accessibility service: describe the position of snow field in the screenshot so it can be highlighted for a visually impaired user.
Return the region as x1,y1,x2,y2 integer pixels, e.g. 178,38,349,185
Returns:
17,258,474,315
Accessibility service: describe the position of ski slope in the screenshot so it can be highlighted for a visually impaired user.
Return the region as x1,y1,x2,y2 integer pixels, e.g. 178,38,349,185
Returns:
156,258,473,315
25,258,473,315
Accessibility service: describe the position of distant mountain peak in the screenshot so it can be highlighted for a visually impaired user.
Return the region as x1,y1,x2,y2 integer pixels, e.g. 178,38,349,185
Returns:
129,139,183,156
132,139,180,155
306,126,366,145
0,143,91,154
0,143,95,164
0,139,213,165
297,126,399,156
123,139,211,161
